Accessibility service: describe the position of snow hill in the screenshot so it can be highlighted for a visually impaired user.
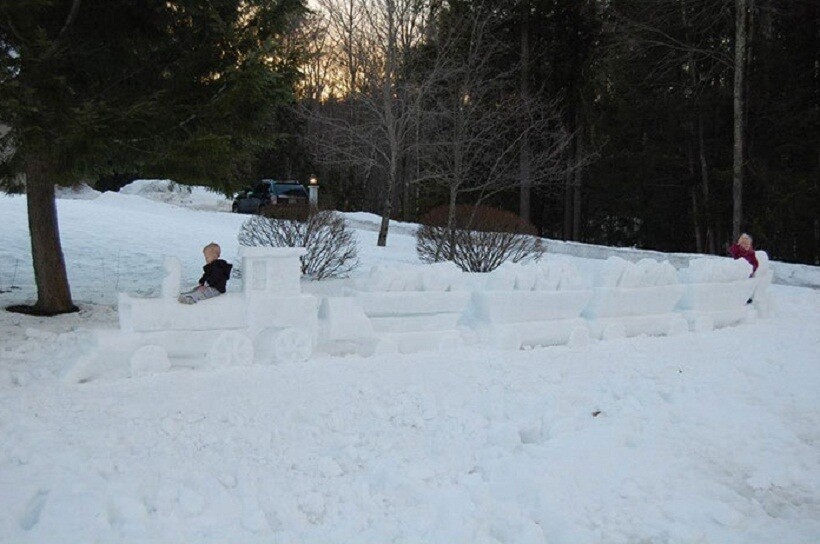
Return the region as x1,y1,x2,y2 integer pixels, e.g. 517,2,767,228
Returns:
0,184,819,543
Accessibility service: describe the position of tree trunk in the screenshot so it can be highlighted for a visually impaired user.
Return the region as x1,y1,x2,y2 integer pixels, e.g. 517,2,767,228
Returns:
518,1,531,223
378,0,397,248
691,188,703,253
697,117,715,253
377,174,394,247
15,159,77,315
732,0,749,241
562,131,575,240
686,132,704,252
572,118,583,240
446,185,458,261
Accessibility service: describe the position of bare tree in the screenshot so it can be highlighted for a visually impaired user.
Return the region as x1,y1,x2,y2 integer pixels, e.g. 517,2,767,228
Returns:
238,212,359,280
302,0,436,247
415,8,576,256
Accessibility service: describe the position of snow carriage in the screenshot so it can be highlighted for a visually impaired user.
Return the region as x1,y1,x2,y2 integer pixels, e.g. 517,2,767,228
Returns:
69,247,319,381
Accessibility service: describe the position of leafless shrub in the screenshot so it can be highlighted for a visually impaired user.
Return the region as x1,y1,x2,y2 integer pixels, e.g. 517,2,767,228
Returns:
238,211,359,280
417,205,543,272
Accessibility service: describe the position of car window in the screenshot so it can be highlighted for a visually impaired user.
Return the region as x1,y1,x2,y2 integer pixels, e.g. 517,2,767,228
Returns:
274,184,307,197
253,183,269,193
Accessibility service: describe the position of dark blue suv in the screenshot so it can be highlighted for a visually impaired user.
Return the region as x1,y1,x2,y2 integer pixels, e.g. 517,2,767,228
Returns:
232,180,309,213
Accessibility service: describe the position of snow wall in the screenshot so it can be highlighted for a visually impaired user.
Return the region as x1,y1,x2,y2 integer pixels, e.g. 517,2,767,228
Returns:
542,238,819,290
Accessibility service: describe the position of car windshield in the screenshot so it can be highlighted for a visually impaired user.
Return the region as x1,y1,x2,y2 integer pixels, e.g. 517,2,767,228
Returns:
275,184,307,197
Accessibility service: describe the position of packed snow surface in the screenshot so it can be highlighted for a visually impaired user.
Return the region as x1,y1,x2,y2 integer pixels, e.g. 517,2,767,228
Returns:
1,188,819,543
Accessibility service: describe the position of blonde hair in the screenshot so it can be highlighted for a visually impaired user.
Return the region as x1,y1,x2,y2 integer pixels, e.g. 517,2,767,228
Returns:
739,233,753,244
203,242,221,258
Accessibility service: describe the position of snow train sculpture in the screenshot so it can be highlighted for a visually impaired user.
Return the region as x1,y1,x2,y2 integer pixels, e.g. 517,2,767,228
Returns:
67,248,773,382
68,247,318,382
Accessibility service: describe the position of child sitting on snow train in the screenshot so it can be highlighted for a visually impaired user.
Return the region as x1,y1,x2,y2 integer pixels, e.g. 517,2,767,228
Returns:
178,242,232,304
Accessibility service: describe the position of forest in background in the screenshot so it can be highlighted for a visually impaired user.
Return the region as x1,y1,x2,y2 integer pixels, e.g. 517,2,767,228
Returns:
4,0,817,266
261,0,817,265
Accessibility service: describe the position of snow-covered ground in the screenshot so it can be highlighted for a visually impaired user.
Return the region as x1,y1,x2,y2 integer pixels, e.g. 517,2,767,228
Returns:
1,186,819,543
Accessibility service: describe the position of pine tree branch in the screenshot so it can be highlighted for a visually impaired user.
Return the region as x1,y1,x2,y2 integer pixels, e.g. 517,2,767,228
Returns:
42,0,82,60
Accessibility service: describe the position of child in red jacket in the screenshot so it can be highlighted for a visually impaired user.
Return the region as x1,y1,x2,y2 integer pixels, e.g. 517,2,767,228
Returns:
729,233,758,276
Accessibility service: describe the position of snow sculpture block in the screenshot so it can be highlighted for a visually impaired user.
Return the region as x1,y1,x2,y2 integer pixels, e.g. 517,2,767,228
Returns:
583,285,685,319
751,251,774,318
583,258,686,339
354,291,471,316
676,256,760,331
370,312,462,333
239,246,304,295
161,256,182,299
587,314,689,339
464,260,593,349
318,297,374,341
676,279,757,313
119,293,248,332
471,290,593,324
76,246,320,381
487,318,590,349
421,261,463,291
352,265,471,354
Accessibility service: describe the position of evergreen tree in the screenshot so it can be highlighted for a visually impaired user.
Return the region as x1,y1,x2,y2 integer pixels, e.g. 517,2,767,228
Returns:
0,0,305,314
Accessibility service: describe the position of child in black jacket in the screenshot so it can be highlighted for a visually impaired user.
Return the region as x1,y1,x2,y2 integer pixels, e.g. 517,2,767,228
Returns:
179,243,233,304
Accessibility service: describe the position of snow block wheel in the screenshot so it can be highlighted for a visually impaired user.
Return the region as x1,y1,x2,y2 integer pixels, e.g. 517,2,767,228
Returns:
274,328,313,364
208,331,254,367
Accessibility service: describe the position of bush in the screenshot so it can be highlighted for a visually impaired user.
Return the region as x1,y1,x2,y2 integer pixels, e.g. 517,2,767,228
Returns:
238,211,359,280
260,201,311,222
416,205,543,272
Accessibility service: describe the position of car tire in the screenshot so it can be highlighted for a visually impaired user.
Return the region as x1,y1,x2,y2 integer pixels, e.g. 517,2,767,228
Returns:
231,202,239,213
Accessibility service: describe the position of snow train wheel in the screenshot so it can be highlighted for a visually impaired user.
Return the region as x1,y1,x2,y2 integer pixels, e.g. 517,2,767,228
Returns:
274,328,313,364
208,331,254,367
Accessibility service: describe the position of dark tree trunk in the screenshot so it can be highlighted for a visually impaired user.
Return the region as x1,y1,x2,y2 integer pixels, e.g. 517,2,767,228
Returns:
9,159,78,315
562,131,575,241
447,185,458,261
733,0,749,240
378,159,396,247
377,183,393,247
572,118,583,240
518,1,531,223
697,117,715,253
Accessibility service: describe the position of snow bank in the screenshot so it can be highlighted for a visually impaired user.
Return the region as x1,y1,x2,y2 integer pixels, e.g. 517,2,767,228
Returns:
119,179,231,211
55,183,101,200
2,191,820,543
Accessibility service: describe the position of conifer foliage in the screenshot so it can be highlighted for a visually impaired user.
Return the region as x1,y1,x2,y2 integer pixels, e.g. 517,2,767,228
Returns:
0,0,305,314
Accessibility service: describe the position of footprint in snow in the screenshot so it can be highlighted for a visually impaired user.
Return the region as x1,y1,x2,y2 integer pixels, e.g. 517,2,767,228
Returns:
20,489,49,531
